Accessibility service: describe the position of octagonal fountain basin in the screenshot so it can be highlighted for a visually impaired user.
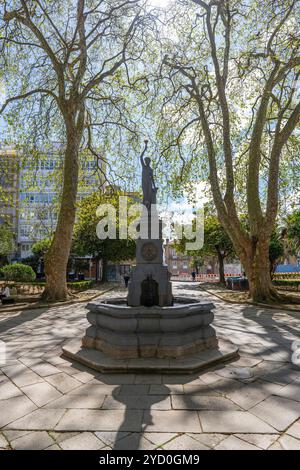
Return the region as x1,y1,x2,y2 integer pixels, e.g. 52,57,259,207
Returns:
81,297,215,360
62,296,239,374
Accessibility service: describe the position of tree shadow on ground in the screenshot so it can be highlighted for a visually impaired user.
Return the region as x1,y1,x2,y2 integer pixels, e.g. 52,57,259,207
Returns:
241,305,300,362
0,307,49,335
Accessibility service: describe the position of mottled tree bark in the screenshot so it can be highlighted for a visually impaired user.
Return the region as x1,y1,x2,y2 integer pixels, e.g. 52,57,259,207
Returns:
42,109,84,301
216,249,226,286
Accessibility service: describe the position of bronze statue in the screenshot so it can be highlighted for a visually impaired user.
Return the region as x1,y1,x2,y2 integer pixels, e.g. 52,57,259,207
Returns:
140,140,157,210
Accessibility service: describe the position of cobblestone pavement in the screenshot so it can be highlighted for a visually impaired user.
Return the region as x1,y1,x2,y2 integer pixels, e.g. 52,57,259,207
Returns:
0,282,300,450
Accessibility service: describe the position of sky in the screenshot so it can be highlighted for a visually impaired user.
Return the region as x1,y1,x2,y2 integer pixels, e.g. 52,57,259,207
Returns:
149,0,172,7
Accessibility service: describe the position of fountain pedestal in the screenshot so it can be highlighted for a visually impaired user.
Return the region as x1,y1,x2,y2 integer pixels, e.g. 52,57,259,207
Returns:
127,238,172,307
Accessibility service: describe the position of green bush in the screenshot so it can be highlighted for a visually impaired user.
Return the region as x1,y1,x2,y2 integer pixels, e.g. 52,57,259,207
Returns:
4,280,93,290
68,280,94,291
273,272,300,279
0,263,36,282
273,279,300,287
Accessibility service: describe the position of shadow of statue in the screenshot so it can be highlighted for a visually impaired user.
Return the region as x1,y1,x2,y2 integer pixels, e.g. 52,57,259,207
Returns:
111,383,170,450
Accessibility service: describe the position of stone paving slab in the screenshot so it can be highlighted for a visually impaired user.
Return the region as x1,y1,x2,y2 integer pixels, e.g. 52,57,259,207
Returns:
250,396,300,431
187,432,226,448
142,410,201,432
1,364,44,387
94,431,130,446
199,411,276,433
68,383,117,396
113,433,155,450
9,431,55,450
214,435,261,450
274,382,300,402
0,433,9,449
143,432,180,446
55,409,143,432
276,434,300,450
171,395,241,411
0,395,37,428
101,395,172,410
234,433,279,449
21,382,62,407
0,380,23,400
1,282,300,450
45,373,82,393
162,434,210,450
59,432,105,450
286,420,300,439
44,394,106,409
6,409,65,430
226,380,284,410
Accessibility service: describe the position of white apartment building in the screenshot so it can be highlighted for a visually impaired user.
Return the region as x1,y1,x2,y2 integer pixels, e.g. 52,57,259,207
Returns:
0,146,104,260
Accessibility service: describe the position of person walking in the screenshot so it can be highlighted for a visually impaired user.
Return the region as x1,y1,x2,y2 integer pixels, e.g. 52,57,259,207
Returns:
124,274,130,288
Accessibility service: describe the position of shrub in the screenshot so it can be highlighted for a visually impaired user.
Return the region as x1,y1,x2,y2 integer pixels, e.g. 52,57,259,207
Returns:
273,279,300,286
273,279,300,291
3,280,94,291
68,280,94,291
0,263,36,282
273,272,300,279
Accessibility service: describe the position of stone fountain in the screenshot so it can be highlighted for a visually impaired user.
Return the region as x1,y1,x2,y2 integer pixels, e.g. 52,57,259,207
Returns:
63,142,238,373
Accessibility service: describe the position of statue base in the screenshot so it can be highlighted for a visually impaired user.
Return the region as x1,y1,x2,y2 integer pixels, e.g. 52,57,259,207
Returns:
127,239,172,307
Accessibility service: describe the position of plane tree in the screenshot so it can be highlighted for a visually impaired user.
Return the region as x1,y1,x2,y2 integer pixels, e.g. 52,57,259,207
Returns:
159,0,300,302
0,0,151,300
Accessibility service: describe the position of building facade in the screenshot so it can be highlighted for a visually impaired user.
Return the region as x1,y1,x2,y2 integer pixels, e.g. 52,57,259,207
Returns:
0,146,104,260
0,148,19,260
164,240,192,276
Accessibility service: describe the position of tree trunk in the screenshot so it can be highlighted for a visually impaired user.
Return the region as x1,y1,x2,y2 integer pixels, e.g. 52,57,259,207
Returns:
42,119,80,301
239,237,280,303
217,251,226,285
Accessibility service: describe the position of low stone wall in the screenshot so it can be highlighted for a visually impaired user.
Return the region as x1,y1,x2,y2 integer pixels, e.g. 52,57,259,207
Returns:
0,282,44,295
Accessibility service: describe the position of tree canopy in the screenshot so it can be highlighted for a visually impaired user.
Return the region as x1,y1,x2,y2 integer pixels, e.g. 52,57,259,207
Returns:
175,214,236,283
0,0,152,300
0,224,14,260
155,0,300,301
0,0,299,303
73,190,137,280
283,209,300,256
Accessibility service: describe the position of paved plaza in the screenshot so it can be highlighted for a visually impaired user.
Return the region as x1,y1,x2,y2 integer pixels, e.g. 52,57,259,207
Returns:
0,282,300,450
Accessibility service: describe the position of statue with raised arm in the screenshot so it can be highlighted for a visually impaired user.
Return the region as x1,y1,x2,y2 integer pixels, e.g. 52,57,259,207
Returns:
140,139,157,211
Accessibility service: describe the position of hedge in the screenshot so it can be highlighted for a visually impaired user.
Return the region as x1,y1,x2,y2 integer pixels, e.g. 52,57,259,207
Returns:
67,281,94,291
273,279,300,291
0,279,94,292
0,263,36,282
273,279,300,287
7,280,94,291
273,273,300,279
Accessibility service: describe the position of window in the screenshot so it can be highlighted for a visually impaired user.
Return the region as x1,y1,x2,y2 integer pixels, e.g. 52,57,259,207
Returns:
21,244,30,252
